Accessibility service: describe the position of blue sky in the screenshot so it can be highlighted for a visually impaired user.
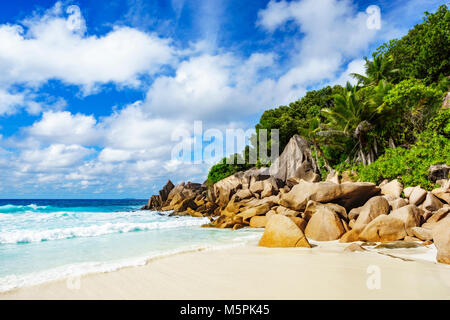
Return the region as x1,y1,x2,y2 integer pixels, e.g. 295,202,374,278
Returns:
0,0,444,198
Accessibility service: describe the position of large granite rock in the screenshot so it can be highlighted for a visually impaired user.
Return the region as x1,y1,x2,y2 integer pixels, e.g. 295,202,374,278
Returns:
260,178,279,198
269,134,319,183
212,167,272,208
279,180,380,211
258,215,311,248
428,164,449,182
249,216,268,228
432,218,450,264
159,180,175,203
222,194,272,217
304,205,346,241
220,194,248,216
142,194,162,210
211,134,319,210
422,206,450,230
348,207,361,220
172,197,197,213
249,180,265,194
303,200,347,221
389,204,422,236
380,179,403,198
403,187,414,198
422,192,444,211
339,229,360,243
276,205,300,217
141,180,176,210
431,186,450,204
353,196,390,231
411,227,433,241
142,179,219,217
409,186,427,205
205,215,246,229
237,203,272,221
212,172,246,209
359,215,406,242
388,198,408,210
290,217,307,232
166,182,204,204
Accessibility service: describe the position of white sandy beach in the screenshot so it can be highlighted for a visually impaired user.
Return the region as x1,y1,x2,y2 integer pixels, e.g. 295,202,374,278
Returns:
1,241,449,300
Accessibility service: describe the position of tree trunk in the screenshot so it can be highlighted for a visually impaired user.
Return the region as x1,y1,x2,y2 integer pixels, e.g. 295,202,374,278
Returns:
368,148,375,164
389,137,396,148
314,143,332,172
312,145,322,175
358,136,367,166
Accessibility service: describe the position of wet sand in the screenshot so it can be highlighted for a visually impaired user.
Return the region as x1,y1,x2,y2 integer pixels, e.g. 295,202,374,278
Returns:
1,242,449,299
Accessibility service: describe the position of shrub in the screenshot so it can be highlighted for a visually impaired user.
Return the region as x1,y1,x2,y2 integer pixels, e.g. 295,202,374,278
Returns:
378,78,444,147
206,153,253,185
356,130,450,190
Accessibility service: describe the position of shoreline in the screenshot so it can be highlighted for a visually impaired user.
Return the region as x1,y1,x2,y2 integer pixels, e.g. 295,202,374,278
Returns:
2,241,449,300
0,233,261,293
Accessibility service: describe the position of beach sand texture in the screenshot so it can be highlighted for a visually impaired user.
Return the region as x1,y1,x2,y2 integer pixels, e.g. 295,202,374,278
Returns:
1,242,449,300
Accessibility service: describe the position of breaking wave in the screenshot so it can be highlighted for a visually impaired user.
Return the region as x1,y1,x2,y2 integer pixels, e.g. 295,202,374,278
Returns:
0,204,50,213
0,218,210,244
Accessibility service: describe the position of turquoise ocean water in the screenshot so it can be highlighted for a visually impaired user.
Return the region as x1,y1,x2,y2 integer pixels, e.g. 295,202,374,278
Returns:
0,199,262,292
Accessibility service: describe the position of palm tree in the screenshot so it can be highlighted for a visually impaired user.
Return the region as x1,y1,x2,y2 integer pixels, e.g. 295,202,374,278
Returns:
298,117,333,173
351,53,399,86
319,84,378,165
367,80,394,113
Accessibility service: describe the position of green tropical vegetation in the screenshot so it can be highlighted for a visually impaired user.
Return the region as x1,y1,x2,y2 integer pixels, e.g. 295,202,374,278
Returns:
207,147,254,185
207,5,450,188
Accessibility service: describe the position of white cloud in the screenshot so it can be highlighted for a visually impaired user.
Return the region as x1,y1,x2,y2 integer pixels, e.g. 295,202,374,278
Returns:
144,52,278,121
332,59,366,86
100,103,190,152
19,144,93,173
141,0,380,123
11,101,209,189
98,148,132,162
257,0,292,31
27,111,98,145
0,89,66,116
256,0,379,101
0,89,25,115
0,2,175,91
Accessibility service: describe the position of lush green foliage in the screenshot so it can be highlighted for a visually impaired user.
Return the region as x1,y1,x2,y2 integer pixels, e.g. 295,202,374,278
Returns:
207,5,449,186
427,108,450,137
255,85,344,152
376,5,450,84
376,78,444,147
207,158,250,185
356,130,450,190
206,147,254,185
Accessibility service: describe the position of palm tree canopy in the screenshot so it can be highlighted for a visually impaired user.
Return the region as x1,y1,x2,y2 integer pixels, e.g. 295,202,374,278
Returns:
320,83,379,139
351,52,399,86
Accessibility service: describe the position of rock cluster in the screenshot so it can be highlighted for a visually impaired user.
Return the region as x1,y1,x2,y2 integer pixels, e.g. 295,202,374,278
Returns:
338,179,450,265
141,180,219,217
142,135,450,264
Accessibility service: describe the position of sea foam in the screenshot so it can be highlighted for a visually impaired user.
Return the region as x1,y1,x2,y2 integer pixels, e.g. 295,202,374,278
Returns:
0,218,210,244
